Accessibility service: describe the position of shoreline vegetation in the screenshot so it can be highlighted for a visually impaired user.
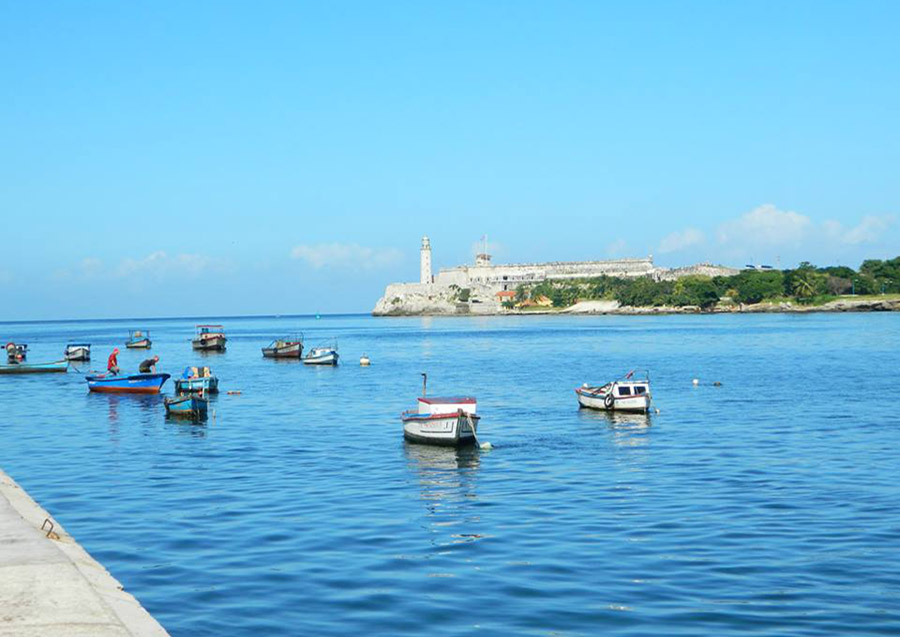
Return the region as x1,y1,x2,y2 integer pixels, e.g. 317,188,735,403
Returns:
376,257,900,316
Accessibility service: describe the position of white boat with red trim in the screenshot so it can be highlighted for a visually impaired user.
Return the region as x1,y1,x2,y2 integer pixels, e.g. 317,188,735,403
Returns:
402,375,480,447
575,370,652,413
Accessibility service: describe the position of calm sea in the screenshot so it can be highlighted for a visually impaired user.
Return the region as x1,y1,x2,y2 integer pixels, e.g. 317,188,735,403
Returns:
1,313,898,636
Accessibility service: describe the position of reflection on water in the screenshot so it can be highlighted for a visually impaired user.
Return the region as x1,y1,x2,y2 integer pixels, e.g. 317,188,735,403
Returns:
577,408,652,447
404,444,484,545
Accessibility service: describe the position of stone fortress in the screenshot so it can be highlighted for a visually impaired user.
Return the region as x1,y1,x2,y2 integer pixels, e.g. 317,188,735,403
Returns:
373,236,739,315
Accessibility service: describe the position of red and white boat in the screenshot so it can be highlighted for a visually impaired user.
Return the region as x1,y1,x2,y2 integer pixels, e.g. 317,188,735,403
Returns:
576,371,652,413
192,325,227,351
402,376,480,446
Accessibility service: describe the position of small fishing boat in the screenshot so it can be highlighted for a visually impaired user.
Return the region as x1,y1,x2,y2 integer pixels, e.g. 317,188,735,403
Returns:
401,375,480,446
192,325,226,351
174,366,219,394
64,343,91,361
164,394,209,419
262,334,303,358
126,330,152,349
85,372,170,394
302,344,339,365
5,342,27,363
0,360,68,375
575,370,652,413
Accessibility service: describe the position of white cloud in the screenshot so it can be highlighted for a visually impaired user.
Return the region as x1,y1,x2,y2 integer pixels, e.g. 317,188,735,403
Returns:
658,228,705,254
823,214,895,245
717,204,812,247
116,251,216,279
290,243,402,269
54,252,227,282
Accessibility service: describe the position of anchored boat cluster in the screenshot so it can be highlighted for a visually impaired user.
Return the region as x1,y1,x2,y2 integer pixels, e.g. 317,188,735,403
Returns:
2,325,652,444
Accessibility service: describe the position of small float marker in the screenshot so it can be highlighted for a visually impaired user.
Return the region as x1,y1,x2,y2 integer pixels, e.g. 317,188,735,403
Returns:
360,354,371,366
692,378,700,386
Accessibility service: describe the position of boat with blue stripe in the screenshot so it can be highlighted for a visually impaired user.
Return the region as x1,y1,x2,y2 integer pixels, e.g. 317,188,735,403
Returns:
85,372,170,394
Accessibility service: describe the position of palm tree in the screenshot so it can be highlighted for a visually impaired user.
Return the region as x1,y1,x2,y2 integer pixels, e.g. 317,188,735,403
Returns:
792,270,816,299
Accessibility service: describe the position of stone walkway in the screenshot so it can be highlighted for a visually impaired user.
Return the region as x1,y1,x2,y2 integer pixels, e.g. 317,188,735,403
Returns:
0,470,168,636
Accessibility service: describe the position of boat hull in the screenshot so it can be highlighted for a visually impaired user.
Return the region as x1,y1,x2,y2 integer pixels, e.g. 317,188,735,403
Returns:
64,346,91,361
402,412,479,447
165,395,209,418
192,336,226,351
0,361,68,375
86,373,170,394
174,376,219,394
126,339,151,349
302,351,338,365
262,343,303,358
575,388,651,413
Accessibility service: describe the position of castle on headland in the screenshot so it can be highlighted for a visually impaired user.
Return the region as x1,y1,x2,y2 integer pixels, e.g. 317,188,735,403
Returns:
372,236,738,315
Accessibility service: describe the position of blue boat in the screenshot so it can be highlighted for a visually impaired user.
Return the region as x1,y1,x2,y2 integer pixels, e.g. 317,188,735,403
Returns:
85,372,170,394
164,394,209,419
174,366,219,394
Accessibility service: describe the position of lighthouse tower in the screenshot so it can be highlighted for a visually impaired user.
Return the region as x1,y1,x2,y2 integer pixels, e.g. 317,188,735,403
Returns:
420,236,433,285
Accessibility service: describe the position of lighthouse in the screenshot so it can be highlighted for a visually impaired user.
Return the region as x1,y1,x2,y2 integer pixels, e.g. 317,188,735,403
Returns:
420,236,432,285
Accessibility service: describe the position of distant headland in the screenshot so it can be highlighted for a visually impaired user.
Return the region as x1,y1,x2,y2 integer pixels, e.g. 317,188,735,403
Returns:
372,237,900,316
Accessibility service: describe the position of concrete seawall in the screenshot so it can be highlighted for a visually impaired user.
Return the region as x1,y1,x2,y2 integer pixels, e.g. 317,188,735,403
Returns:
0,469,168,636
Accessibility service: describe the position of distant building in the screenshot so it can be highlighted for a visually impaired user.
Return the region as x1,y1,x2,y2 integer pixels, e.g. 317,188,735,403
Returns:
372,236,739,315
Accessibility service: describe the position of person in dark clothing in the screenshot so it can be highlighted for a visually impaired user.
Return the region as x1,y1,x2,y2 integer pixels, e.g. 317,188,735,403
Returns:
139,355,159,373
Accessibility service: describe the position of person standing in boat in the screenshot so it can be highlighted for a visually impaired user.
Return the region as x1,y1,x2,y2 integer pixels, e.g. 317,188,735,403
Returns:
139,355,159,374
107,348,120,375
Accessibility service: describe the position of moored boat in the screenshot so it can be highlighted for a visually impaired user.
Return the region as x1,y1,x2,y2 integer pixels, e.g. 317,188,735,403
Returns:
64,343,91,361
575,371,652,413
126,330,152,349
174,366,219,394
402,376,480,447
164,394,209,419
0,360,68,375
192,325,226,351
302,345,338,365
262,335,303,358
85,372,170,394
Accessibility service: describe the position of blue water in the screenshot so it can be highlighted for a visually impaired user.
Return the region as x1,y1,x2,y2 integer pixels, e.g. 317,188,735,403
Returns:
1,313,899,635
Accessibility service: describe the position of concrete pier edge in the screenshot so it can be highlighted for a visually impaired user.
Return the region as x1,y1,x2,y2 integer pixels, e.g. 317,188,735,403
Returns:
0,469,168,636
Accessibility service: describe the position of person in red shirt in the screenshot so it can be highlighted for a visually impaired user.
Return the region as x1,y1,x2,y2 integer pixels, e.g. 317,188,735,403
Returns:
107,348,120,375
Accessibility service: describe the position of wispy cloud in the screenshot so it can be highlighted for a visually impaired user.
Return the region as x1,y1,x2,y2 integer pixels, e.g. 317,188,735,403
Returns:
605,238,628,257
53,252,229,282
658,228,704,254
823,214,895,245
290,243,402,269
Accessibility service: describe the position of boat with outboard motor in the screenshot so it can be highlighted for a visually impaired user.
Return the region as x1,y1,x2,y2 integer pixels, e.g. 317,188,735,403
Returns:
85,372,170,394
575,370,652,413
5,342,27,363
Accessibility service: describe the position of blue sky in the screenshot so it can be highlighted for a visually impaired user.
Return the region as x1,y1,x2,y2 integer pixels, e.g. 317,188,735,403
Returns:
2,1,898,319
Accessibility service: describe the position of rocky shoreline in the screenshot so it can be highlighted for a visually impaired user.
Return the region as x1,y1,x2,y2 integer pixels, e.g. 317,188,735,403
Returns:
373,297,900,317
